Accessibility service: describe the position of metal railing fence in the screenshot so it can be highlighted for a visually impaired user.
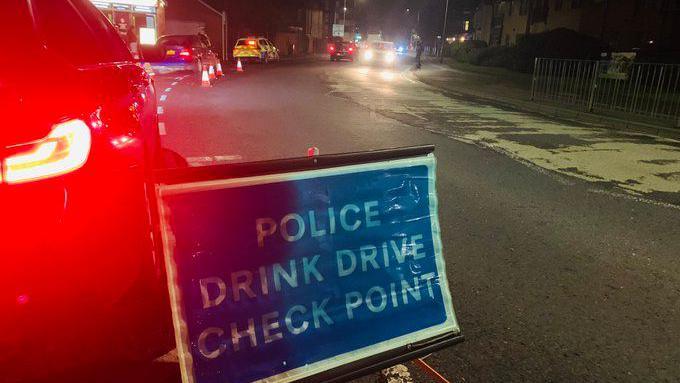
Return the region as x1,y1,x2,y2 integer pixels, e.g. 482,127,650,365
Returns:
531,58,680,127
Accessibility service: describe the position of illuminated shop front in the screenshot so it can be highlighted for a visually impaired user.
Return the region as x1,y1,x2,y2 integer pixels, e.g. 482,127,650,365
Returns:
91,0,165,45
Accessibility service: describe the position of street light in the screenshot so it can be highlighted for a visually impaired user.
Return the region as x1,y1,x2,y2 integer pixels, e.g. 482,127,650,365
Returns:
405,7,420,25
343,0,347,25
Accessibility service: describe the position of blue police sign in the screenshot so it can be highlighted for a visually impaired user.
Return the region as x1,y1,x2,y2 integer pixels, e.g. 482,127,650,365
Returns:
158,153,459,383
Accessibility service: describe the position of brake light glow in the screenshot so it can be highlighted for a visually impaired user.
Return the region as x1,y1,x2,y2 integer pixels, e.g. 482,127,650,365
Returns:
111,134,134,148
179,49,191,57
349,47,354,52
16,294,30,306
329,45,335,52
2,119,92,184
248,40,256,46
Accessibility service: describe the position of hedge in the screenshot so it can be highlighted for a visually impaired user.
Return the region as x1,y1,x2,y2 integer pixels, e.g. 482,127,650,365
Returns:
445,28,606,73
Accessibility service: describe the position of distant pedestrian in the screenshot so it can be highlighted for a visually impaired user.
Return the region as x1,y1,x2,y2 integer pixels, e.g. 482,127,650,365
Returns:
415,40,423,69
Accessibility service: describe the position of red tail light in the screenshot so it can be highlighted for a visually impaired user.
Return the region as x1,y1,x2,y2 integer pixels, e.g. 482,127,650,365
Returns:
248,40,256,46
329,45,335,52
2,119,92,184
348,47,354,52
179,48,192,57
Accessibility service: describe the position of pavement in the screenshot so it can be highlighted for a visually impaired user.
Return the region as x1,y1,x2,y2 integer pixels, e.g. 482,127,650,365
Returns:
51,56,680,382
415,57,680,139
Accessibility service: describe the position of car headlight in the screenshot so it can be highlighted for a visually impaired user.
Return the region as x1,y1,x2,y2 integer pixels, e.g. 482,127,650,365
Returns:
364,50,373,60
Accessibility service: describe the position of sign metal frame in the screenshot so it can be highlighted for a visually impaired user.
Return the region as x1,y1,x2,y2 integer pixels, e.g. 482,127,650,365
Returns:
155,145,464,383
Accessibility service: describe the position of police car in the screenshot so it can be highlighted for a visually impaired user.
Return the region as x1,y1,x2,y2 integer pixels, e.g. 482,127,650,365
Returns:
233,37,280,63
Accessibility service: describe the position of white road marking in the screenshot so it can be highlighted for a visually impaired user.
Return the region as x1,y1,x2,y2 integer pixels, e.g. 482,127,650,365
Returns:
588,188,680,211
171,81,179,86
159,94,168,102
158,122,166,136
214,155,243,161
186,156,214,164
157,106,164,115
186,155,243,166
165,87,172,92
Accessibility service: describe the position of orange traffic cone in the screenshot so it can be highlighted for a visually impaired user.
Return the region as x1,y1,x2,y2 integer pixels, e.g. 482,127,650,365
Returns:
237,58,244,72
307,147,319,157
208,65,216,80
216,61,223,77
201,65,211,88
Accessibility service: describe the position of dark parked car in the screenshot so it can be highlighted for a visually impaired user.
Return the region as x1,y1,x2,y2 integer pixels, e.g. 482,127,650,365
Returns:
328,38,357,62
1,0,173,381
157,33,220,73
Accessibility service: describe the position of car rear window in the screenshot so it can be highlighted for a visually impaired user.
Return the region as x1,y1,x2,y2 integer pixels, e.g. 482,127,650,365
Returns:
31,0,131,66
158,36,193,47
236,39,257,47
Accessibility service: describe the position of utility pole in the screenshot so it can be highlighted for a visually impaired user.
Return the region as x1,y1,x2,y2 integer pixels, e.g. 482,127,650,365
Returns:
223,10,227,61
599,0,609,41
197,0,227,61
440,0,450,63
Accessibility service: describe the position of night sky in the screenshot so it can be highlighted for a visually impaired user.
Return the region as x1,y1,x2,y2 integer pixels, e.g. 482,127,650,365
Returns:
355,0,480,42
200,0,479,43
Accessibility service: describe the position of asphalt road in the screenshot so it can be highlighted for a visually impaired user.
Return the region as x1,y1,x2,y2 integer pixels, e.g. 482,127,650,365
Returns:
59,57,680,382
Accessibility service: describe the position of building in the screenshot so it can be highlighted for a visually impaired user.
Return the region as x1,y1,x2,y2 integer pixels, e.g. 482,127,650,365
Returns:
92,0,227,59
301,0,336,53
472,0,679,53
323,0,358,41
306,6,326,52
164,0,226,59
580,0,680,53
92,0,166,45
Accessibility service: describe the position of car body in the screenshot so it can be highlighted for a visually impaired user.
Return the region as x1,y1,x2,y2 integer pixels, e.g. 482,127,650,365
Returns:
328,39,357,62
1,0,173,381
233,37,280,63
157,33,220,73
361,41,398,67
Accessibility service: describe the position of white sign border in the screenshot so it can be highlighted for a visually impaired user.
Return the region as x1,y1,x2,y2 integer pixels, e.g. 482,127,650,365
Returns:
157,153,460,383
